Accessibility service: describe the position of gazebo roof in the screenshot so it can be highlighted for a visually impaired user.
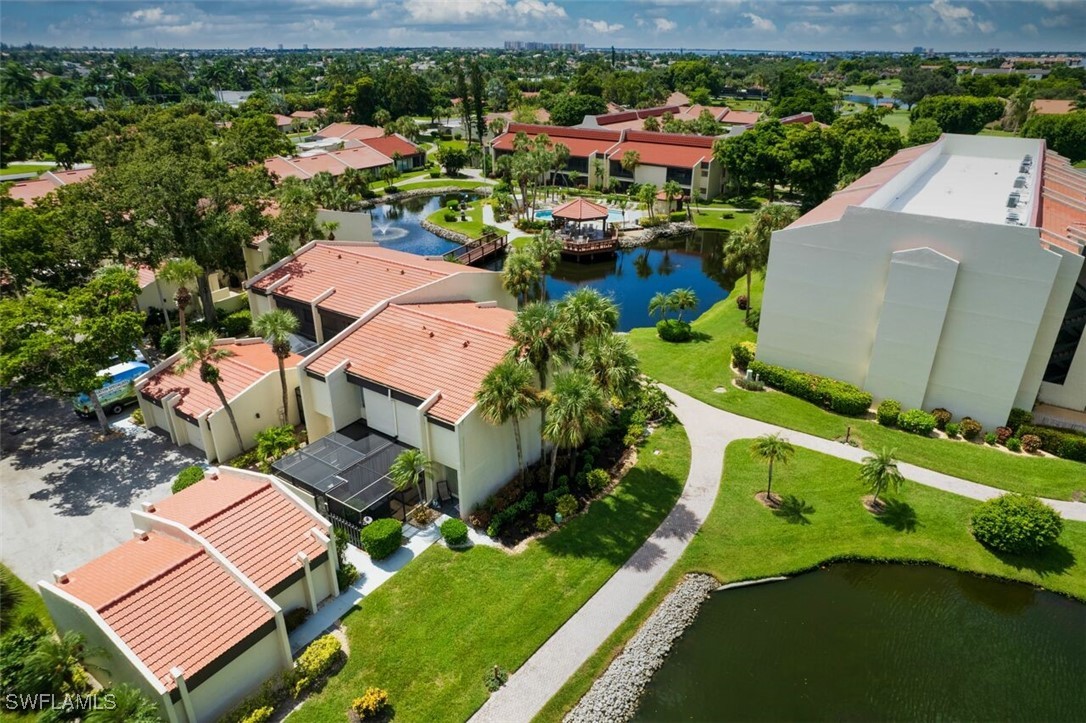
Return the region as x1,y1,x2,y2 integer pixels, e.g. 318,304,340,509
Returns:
552,198,609,221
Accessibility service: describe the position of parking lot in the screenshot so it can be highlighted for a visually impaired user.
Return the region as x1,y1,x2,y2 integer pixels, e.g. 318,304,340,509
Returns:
1,389,204,586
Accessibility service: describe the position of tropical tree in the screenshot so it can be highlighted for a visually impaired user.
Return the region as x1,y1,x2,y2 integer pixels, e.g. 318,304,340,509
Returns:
251,309,299,424
175,332,246,453
620,149,641,179
559,287,619,356
488,117,507,139
86,684,162,723
638,183,658,220
158,257,202,345
380,164,399,189
722,225,762,321
592,158,606,190
543,370,609,486
662,180,684,215
668,288,699,322
476,359,540,474
389,447,431,507
580,333,640,402
373,108,392,128
506,302,571,394
23,631,95,696
751,203,800,241
526,231,563,298
859,448,905,509
749,433,795,502
648,291,673,320
501,249,542,305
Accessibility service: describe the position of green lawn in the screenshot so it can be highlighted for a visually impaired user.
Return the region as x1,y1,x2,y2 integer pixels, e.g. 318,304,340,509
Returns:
630,275,1086,500
881,109,912,136
691,208,754,231
0,564,53,633
0,163,51,177
292,424,690,723
1075,160,1086,169
426,199,488,238
394,179,488,192
714,97,769,112
832,79,903,98
539,442,1086,721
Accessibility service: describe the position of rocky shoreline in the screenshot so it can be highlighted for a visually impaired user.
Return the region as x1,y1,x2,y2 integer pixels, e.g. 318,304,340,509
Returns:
563,573,718,723
419,219,475,247
357,185,490,209
618,221,697,248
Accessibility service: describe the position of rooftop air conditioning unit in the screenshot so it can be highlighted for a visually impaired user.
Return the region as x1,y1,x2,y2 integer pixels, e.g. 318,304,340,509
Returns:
1007,193,1020,208
1014,175,1027,188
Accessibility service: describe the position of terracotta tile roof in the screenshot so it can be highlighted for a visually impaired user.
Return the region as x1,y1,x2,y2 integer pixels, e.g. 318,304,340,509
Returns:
272,114,294,127
264,146,393,181
136,265,158,289
1030,100,1077,115
5,167,95,205
492,124,621,158
1039,149,1086,254
676,104,731,122
666,91,690,106
291,110,320,119
140,340,301,420
607,130,715,168
249,243,485,319
315,123,384,141
307,302,515,423
719,109,762,125
553,197,609,220
150,471,327,592
358,134,422,158
57,531,272,691
594,105,683,128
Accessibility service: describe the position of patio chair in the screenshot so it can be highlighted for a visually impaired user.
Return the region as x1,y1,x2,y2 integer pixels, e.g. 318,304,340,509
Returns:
437,479,452,503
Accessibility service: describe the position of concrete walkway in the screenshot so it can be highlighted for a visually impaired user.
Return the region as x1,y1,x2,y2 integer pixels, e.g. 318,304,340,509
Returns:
470,385,1086,723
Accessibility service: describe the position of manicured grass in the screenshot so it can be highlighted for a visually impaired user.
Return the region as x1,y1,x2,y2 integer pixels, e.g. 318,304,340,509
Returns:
979,128,1018,137
371,168,430,189
827,79,903,98
539,442,1086,721
292,424,690,723
0,563,53,634
426,199,488,238
629,275,1086,500
714,97,769,112
881,109,912,136
1074,160,1086,169
393,179,488,192
0,163,51,177
691,208,754,231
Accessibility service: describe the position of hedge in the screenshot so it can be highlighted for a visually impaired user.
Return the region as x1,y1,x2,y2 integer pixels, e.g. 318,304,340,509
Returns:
172,465,205,494
360,519,402,560
1017,424,1086,462
898,408,937,436
731,341,756,372
747,360,872,416
292,634,343,697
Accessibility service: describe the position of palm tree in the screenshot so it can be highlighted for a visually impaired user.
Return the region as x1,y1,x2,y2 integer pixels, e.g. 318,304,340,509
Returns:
648,291,673,321
638,183,658,220
592,158,606,190
390,447,431,507
158,257,202,345
86,684,161,723
543,370,609,486
752,203,800,242
506,302,571,394
24,631,96,696
488,117,507,139
580,333,640,402
175,332,246,453
723,225,762,321
749,433,795,503
559,287,619,356
501,250,542,305
527,231,563,299
662,180,684,215
859,448,905,510
621,149,641,179
251,310,299,424
476,359,540,474
381,164,400,189
668,288,699,322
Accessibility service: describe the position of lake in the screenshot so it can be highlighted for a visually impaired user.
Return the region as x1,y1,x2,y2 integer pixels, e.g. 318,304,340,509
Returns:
633,563,1086,722
369,194,735,331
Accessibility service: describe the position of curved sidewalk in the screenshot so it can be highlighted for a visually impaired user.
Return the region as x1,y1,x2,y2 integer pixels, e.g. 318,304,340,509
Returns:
470,386,1086,723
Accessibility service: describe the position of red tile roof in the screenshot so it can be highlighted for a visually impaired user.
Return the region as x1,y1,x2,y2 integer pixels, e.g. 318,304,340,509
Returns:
315,123,384,141
150,471,327,592
249,243,485,319
492,124,621,158
719,109,763,125
136,265,157,289
306,302,515,423
1039,150,1086,254
291,110,320,119
272,114,294,127
606,130,715,168
57,531,272,691
140,340,301,420
263,145,393,181
5,167,95,205
594,105,683,128
553,197,609,220
358,134,422,158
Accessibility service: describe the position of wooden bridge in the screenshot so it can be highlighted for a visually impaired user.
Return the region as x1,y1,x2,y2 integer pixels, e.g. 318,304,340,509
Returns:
444,231,509,267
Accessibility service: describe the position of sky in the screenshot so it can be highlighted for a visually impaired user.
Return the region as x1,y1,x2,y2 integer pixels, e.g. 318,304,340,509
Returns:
0,0,1083,52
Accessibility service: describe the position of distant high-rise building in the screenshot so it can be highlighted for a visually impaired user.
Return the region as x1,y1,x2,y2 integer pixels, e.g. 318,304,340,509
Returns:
912,46,924,54
504,41,585,51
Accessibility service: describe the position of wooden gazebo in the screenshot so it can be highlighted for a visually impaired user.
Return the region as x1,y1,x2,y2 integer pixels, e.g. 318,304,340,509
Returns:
551,198,617,261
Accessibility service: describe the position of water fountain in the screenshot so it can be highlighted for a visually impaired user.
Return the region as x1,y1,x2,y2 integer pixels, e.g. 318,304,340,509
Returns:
371,220,409,241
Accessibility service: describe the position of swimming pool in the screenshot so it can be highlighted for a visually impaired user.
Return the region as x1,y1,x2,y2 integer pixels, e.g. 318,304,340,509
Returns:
535,208,628,222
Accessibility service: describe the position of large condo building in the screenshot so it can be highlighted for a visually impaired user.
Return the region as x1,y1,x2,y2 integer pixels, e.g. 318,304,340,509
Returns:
758,134,1085,430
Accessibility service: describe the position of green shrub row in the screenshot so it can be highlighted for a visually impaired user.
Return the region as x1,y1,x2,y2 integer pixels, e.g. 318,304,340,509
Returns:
897,408,937,436
360,519,402,560
1017,424,1086,462
747,361,873,416
486,490,539,537
222,634,343,723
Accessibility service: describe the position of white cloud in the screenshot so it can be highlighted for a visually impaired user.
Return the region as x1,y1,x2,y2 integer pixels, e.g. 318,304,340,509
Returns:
402,0,565,25
1022,23,1040,36
122,7,182,26
579,18,624,33
743,12,776,31
654,17,677,31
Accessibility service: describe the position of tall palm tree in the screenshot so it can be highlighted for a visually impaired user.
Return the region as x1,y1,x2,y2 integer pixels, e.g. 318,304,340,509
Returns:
251,310,299,424
158,257,202,345
648,291,672,321
749,433,795,502
476,359,540,474
528,231,563,300
543,370,609,486
668,288,699,322
751,203,800,245
506,302,571,394
559,287,619,356
390,447,431,507
175,332,246,453
488,117,507,139
662,180,684,216
722,225,762,321
621,150,641,179
86,684,161,723
859,448,905,509
580,333,640,402
501,250,542,306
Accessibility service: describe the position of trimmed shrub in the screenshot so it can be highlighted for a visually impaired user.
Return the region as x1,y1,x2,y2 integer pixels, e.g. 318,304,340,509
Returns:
734,376,765,391
995,426,1014,445
930,408,952,431
556,494,578,519
160,327,182,356
1006,437,1022,452
623,424,646,447
484,665,509,693
535,513,553,532
735,294,749,310
898,409,937,436
1020,434,1042,454
130,407,144,426
668,211,687,222
360,519,402,560
960,417,982,441
292,634,343,697
656,319,692,342
971,494,1063,555
284,607,310,632
440,518,469,546
1007,407,1033,432
586,468,609,493
985,432,997,445
1018,424,1086,462
336,562,359,590
730,341,756,372
876,399,901,427
429,170,441,179
220,310,252,338
443,211,457,221
945,422,960,438
351,688,390,720
240,707,274,723
172,465,205,494
744,308,760,331
747,360,873,417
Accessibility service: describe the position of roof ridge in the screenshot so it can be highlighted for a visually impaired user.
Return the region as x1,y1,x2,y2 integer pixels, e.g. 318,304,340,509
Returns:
392,303,511,339
190,480,273,530
97,544,206,613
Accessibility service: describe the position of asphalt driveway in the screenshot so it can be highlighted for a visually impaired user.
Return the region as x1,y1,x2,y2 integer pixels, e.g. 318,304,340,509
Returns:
1,389,204,586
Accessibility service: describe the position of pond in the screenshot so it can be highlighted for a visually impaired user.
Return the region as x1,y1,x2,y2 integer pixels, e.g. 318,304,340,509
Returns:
634,563,1086,722
369,194,735,331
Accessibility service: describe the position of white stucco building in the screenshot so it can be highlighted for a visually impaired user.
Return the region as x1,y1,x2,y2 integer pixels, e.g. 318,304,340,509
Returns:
758,134,1086,430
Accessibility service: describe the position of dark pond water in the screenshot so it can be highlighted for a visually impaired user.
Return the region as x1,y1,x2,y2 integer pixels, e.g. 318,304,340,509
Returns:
843,93,906,107
369,194,735,331
634,563,1086,722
